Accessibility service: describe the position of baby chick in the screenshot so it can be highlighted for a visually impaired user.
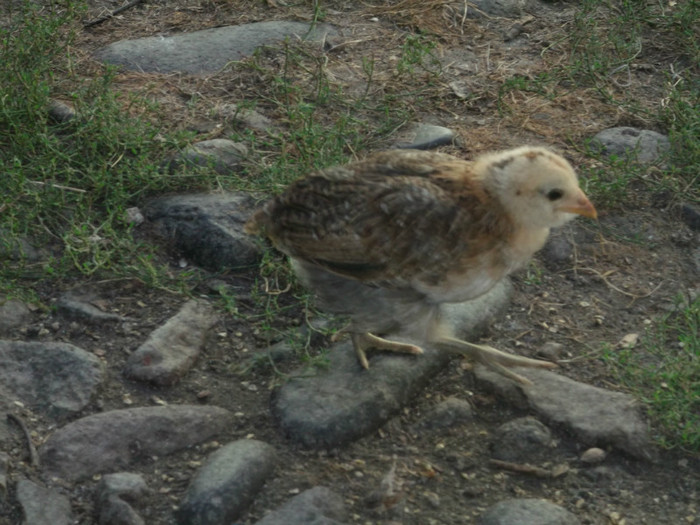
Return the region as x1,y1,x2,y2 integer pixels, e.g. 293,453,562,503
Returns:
246,147,597,383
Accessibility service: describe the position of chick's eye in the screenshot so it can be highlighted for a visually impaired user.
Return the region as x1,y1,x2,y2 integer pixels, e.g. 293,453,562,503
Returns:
546,189,564,201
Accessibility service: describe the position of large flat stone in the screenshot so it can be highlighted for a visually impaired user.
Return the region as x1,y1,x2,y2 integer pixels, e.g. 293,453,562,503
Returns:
40,405,234,482
0,340,103,418
94,21,339,74
273,281,512,449
476,366,652,458
176,439,277,525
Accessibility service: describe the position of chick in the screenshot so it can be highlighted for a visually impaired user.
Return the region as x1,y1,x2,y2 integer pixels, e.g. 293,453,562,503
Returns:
245,147,597,383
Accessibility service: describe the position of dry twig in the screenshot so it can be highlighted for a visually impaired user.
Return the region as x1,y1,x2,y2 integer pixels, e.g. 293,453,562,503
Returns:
7,414,39,468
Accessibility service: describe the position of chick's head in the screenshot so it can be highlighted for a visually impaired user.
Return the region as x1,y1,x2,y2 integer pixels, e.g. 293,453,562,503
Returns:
477,146,597,230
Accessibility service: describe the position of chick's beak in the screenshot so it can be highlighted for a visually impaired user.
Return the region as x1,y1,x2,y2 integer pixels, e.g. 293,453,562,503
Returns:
558,190,597,219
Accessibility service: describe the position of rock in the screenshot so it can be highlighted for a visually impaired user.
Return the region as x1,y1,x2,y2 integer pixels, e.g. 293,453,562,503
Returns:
55,294,124,324
580,447,607,464
415,397,473,430
0,298,31,335
99,495,145,525
40,405,234,482
125,207,145,226
0,341,103,418
144,192,262,271
273,280,512,448
215,105,274,131
490,417,553,462
16,479,73,525
171,139,247,174
475,367,652,458
680,204,700,232
125,300,218,386
394,123,457,150
479,498,580,524
48,99,75,123
94,21,339,74
98,472,149,504
97,473,149,525
176,439,277,525
254,486,348,525
536,342,565,361
590,127,670,164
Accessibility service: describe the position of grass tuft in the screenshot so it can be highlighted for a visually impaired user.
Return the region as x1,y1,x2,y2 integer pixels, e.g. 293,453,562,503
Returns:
602,296,699,452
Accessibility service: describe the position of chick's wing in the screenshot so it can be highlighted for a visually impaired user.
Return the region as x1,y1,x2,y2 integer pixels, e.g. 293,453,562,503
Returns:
256,151,503,286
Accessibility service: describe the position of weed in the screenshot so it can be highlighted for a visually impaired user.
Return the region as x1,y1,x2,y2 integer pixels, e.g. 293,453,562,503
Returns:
0,1,216,289
602,296,699,452
396,33,442,78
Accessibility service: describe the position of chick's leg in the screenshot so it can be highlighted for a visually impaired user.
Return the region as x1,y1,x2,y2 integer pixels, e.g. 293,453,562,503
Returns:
351,332,423,370
435,337,556,385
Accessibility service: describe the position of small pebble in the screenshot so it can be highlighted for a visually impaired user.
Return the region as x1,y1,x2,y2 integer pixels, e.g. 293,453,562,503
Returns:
581,447,607,464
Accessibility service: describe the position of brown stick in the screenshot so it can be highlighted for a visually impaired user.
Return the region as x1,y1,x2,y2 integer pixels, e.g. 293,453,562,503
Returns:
489,459,569,478
7,414,39,468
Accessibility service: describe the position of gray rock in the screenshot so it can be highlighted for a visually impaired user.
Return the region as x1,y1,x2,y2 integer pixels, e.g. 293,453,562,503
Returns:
48,99,75,123
475,367,652,458
176,439,277,525
254,486,348,525
591,127,670,163
0,298,31,335
55,294,124,324
681,204,700,231
16,479,73,525
415,397,473,430
125,300,218,386
144,192,262,271
40,405,234,482
394,123,457,150
0,341,103,417
479,498,580,525
215,105,274,131
490,417,553,462
98,472,149,504
536,341,565,361
273,280,511,448
94,21,339,74
99,495,145,525
172,139,247,174
97,473,149,525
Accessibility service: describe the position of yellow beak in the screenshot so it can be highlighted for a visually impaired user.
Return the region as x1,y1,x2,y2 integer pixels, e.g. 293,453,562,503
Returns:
558,190,597,219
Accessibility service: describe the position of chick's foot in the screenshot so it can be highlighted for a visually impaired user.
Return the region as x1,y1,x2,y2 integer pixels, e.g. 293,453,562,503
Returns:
435,337,556,385
351,332,423,370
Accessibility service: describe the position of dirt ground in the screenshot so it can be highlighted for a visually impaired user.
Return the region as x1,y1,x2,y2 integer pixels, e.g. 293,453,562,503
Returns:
9,0,700,523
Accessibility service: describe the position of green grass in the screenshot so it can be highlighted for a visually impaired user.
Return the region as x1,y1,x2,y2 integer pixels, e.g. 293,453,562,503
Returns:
602,297,700,453
0,0,211,290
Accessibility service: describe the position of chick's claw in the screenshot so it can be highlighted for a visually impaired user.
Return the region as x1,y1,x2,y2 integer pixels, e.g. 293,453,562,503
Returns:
351,332,423,370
